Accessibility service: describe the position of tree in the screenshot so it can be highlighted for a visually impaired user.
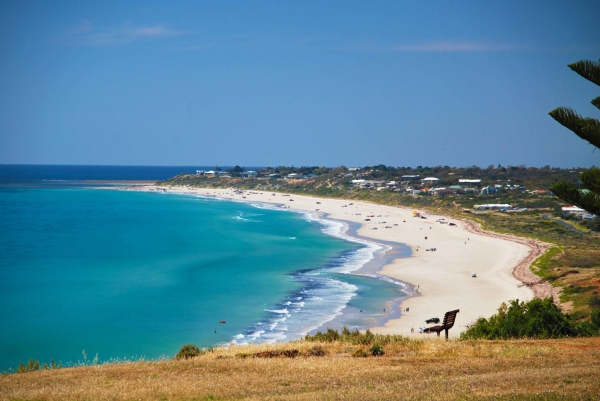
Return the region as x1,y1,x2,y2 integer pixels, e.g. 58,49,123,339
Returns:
548,59,600,215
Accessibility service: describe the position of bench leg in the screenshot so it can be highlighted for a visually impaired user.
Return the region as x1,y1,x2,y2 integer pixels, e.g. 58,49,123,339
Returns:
436,331,440,337
445,329,448,340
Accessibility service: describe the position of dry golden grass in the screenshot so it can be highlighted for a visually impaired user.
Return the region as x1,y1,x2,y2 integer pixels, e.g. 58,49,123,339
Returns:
2,338,600,400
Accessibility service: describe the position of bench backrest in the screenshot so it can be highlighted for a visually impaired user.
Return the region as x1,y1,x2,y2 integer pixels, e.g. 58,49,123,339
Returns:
442,309,460,330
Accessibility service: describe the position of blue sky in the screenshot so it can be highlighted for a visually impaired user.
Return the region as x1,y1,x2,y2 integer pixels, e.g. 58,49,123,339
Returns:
1,1,599,168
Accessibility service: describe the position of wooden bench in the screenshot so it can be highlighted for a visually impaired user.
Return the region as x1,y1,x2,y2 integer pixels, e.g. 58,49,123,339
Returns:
422,309,459,339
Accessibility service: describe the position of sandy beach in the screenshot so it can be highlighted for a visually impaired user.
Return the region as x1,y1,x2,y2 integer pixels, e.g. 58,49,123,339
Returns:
132,185,547,338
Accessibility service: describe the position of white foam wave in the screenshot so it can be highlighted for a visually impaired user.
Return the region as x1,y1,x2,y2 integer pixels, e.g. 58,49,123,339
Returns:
266,308,289,314
232,276,358,346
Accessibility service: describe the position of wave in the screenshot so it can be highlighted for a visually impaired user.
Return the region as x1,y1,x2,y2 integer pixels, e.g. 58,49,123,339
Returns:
154,193,406,346
231,211,261,223
232,274,358,345
227,200,407,345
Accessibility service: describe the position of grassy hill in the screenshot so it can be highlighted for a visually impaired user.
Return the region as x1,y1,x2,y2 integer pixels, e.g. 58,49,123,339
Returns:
2,337,600,400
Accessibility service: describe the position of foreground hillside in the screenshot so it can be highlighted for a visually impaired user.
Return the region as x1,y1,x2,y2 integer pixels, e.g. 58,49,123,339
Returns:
2,338,599,400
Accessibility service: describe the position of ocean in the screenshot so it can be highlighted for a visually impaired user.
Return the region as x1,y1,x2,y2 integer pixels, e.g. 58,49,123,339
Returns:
0,165,408,371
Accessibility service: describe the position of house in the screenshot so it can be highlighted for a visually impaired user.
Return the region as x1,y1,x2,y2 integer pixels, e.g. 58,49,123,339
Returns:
242,171,258,178
432,187,457,196
459,179,481,184
481,186,498,195
286,173,301,179
562,206,585,214
474,204,512,210
196,170,206,175
268,173,281,179
401,175,420,180
421,177,439,185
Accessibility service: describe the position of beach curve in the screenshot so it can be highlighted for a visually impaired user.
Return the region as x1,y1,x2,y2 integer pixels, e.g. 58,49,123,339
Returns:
130,185,542,339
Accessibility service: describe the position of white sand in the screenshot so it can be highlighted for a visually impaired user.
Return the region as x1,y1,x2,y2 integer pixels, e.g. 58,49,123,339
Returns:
133,185,535,338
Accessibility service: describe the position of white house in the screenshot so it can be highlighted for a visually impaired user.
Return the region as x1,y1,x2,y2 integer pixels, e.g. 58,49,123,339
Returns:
562,206,585,214
421,177,439,185
474,204,512,210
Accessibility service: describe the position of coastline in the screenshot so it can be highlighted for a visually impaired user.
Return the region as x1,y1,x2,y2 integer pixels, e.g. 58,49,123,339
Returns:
127,185,539,338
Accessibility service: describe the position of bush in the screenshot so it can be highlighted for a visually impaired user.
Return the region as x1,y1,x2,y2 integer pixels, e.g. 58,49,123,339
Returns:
370,345,385,356
352,348,368,358
590,308,600,329
253,349,299,358
305,327,379,345
461,298,600,340
306,345,326,357
175,344,202,360
16,359,40,373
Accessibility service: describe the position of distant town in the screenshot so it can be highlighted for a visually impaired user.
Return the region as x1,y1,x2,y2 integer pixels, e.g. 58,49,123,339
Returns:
188,164,596,223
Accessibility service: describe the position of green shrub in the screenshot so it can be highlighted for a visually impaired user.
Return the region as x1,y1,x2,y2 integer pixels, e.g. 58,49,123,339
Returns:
305,327,381,345
369,345,384,356
16,359,41,373
175,344,203,360
352,348,368,358
460,298,600,340
590,308,600,329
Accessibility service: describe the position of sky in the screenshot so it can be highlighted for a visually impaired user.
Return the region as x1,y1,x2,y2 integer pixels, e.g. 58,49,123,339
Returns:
0,1,599,168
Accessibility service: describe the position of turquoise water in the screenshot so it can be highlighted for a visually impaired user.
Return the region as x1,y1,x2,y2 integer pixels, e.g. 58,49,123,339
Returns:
0,187,406,371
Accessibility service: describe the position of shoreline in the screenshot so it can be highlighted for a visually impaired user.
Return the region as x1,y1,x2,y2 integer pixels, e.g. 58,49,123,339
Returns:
126,185,539,338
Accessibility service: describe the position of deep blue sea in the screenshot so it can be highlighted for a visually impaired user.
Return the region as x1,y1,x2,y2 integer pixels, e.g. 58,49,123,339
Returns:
0,165,407,371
